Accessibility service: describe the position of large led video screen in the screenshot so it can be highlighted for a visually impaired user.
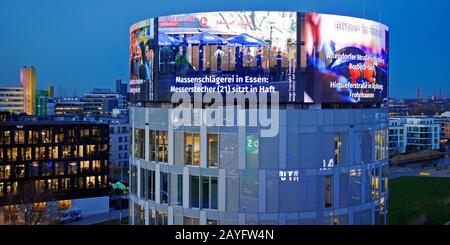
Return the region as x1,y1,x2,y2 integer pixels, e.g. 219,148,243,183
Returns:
156,11,299,102
302,13,389,103
129,18,157,102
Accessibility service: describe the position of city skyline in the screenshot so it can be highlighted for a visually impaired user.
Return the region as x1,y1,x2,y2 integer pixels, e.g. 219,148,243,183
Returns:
1,0,450,98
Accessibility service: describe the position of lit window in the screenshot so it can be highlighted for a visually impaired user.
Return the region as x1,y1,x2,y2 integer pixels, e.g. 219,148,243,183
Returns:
185,133,200,166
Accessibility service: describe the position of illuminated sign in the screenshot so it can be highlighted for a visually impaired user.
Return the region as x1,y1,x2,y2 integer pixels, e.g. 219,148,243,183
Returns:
279,170,299,182
320,158,334,171
129,12,388,104
303,13,389,103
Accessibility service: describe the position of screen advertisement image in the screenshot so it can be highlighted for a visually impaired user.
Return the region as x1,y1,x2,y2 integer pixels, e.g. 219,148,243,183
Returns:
129,18,157,102
302,13,389,103
156,11,299,102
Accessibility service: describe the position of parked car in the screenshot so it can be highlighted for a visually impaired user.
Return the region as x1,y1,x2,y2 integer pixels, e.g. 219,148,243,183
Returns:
59,208,82,223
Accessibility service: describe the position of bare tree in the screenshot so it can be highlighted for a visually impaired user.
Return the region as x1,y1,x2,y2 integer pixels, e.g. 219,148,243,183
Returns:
4,180,60,225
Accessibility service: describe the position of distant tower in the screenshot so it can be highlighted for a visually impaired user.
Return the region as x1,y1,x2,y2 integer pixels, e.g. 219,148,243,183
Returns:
47,86,54,97
416,86,420,101
20,66,36,115
433,95,437,114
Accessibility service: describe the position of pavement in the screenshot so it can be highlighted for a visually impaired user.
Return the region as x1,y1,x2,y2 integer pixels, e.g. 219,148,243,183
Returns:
390,163,450,179
64,208,129,225
389,165,435,179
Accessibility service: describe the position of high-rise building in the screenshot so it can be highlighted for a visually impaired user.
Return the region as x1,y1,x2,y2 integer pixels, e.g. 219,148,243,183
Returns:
20,66,36,115
128,11,390,225
0,86,24,114
47,86,54,97
116,79,128,98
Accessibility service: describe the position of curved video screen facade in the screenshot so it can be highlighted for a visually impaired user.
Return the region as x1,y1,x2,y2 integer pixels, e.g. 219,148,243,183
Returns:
129,11,389,104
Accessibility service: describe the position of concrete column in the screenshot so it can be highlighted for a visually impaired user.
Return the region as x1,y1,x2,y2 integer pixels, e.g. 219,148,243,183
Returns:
155,164,161,204
200,125,207,168
218,169,226,212
238,125,246,170
168,206,174,225
200,210,207,225
183,167,190,209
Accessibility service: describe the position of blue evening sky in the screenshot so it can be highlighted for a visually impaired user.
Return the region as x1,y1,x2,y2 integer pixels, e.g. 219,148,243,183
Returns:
0,0,449,98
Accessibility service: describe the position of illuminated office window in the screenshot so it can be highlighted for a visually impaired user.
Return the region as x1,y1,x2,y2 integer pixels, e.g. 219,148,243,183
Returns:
68,162,78,174
185,133,200,166
86,145,95,157
47,179,59,190
134,129,145,159
86,176,96,189
375,129,388,161
2,130,11,144
80,161,90,173
207,134,218,167
50,146,59,159
157,131,168,163
62,145,72,158
14,164,25,178
8,148,18,161
35,180,46,192
334,133,341,165
0,165,11,179
54,129,64,143
80,129,90,138
35,147,46,160
77,145,84,158
372,168,380,199
41,129,52,144
14,130,25,144
24,147,32,160
92,160,101,172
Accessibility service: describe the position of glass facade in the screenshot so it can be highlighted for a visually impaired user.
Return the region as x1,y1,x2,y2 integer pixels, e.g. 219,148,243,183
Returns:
0,122,109,208
129,107,389,225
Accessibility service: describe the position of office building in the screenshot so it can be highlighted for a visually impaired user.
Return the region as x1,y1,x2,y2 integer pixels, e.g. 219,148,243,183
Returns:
116,79,128,98
128,11,390,225
405,118,440,151
0,86,24,114
20,66,36,115
54,97,84,116
388,118,407,154
83,88,126,116
0,119,110,224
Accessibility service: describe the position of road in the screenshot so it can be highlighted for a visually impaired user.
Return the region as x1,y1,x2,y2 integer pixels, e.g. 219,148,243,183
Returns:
389,157,450,179
64,209,129,225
